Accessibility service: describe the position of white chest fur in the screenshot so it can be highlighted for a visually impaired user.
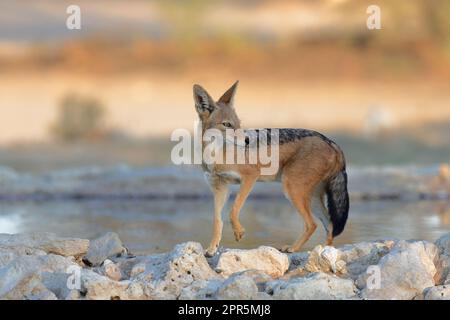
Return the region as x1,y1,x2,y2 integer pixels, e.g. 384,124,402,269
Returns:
217,170,241,181
203,169,241,184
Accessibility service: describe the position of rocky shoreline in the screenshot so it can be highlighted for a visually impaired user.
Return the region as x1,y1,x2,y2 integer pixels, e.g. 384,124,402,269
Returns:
0,231,449,300
0,164,449,202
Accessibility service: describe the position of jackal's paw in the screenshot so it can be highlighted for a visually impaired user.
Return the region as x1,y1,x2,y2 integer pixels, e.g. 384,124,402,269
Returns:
279,245,295,253
233,228,245,242
204,247,218,257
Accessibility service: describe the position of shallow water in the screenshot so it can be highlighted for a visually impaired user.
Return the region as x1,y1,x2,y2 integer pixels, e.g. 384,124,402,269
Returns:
0,198,449,255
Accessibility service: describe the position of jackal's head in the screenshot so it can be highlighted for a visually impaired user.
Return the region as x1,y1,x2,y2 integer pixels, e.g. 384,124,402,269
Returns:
193,81,241,132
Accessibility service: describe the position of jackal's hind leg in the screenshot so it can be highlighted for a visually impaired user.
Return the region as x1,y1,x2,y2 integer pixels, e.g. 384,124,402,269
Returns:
326,230,334,246
280,176,318,253
311,191,334,247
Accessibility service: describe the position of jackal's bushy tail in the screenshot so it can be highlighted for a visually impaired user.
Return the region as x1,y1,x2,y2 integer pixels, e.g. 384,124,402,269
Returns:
325,166,349,237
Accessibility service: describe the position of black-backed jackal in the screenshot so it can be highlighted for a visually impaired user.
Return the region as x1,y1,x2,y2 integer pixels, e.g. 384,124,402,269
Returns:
193,81,349,257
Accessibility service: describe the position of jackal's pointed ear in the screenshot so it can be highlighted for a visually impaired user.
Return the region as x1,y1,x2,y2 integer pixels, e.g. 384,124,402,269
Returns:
218,80,239,107
193,84,216,117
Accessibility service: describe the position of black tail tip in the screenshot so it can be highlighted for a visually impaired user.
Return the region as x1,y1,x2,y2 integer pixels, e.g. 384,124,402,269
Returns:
330,200,349,237
332,222,347,237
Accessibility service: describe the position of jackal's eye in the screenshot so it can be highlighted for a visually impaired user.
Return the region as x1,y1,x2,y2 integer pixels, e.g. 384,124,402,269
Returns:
222,122,233,128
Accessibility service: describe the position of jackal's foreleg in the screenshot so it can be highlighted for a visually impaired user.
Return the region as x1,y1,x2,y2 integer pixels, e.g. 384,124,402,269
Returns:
229,175,258,241
205,177,229,257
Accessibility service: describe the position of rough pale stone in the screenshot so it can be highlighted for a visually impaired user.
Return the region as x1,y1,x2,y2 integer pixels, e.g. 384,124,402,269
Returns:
256,292,273,300
435,255,450,285
0,231,447,301
0,254,78,299
65,289,81,300
267,272,357,300
234,270,272,291
0,233,89,257
435,232,450,256
288,251,309,271
303,245,345,274
359,240,438,300
130,262,146,277
0,273,57,300
102,259,121,281
80,269,132,300
41,271,72,300
83,232,126,266
423,285,450,300
0,246,47,267
216,274,258,300
125,281,145,300
112,256,146,279
131,242,219,299
179,279,222,300
339,240,395,280
287,241,396,281
216,246,289,277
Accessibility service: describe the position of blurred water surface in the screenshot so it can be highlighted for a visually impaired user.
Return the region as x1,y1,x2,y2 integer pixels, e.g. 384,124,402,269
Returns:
0,198,448,255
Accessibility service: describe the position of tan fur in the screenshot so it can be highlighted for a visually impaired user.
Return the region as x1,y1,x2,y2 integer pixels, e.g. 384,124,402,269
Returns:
194,82,345,256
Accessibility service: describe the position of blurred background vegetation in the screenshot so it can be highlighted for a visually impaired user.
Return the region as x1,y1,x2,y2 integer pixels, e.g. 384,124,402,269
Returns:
51,93,106,142
2,0,450,77
0,0,449,171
